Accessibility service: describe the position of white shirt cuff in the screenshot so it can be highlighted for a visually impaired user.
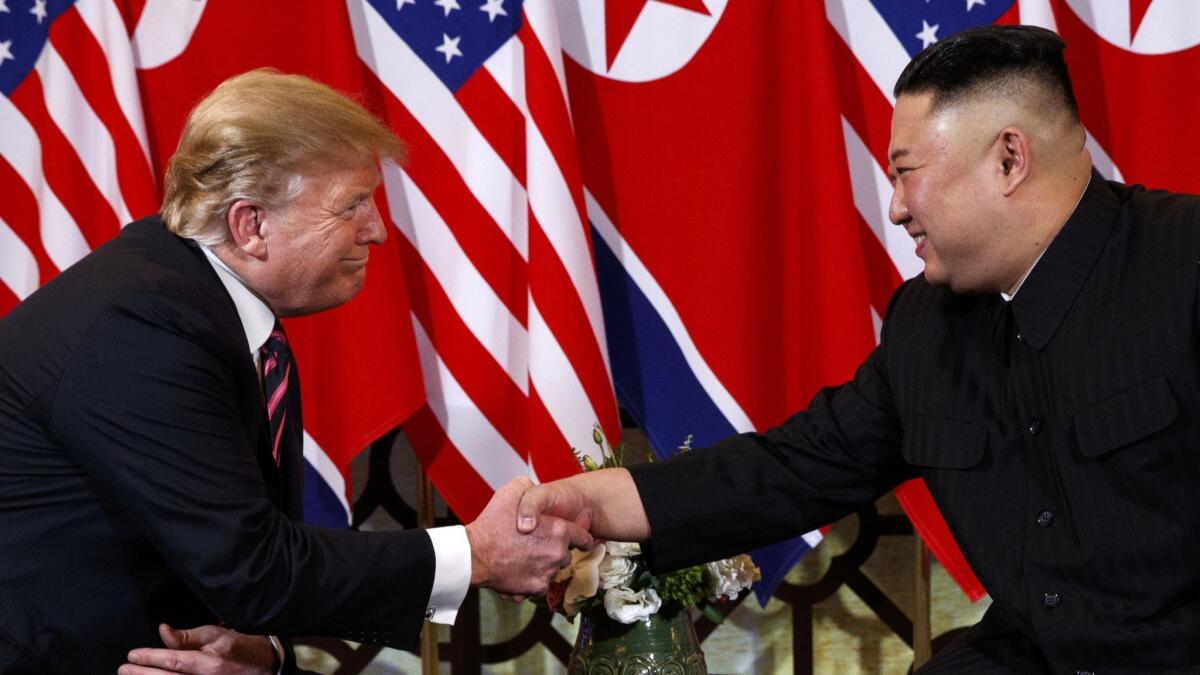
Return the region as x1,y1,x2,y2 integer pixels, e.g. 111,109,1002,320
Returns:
268,635,284,675
425,525,471,624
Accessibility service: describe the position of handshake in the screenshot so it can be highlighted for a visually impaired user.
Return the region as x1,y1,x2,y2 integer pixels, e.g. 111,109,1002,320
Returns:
466,468,649,597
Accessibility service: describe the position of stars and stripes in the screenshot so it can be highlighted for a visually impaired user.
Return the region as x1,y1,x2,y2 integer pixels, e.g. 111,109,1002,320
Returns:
0,0,157,316
349,0,620,518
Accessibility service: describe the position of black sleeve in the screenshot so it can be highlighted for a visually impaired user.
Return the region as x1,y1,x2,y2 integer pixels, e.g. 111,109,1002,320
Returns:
49,293,433,650
629,313,913,573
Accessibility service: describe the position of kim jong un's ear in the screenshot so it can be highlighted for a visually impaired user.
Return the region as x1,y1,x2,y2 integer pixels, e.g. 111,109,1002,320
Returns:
225,200,268,259
995,126,1032,197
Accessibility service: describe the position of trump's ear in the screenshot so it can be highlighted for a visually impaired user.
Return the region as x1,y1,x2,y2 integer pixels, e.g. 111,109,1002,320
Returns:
994,126,1032,197
226,200,268,259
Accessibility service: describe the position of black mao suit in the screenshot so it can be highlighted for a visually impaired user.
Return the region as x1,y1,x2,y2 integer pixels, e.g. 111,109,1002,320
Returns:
0,217,434,673
630,175,1200,673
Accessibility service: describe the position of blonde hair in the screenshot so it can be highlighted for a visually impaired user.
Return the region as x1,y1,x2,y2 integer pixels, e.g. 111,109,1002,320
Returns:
161,69,404,244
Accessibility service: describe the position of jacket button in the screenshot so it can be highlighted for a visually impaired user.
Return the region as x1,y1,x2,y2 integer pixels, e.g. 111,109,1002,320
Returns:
1042,593,1060,608
1027,418,1041,436
1036,510,1054,527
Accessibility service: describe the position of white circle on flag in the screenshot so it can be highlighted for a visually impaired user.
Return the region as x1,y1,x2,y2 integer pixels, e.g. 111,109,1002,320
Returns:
132,0,209,69
558,0,728,82
1064,0,1200,54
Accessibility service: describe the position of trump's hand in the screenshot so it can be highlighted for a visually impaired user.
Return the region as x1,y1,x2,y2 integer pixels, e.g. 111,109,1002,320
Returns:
516,468,650,543
118,623,276,675
465,476,592,596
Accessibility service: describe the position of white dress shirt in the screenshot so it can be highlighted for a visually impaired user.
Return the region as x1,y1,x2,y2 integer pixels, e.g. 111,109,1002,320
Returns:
199,246,471,626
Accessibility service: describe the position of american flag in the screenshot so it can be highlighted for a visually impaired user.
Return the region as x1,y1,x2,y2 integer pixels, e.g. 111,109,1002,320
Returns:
5,0,1200,608
348,0,621,517
0,0,618,531
0,0,156,315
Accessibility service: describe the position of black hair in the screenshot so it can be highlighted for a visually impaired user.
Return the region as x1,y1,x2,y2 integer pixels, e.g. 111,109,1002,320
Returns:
893,25,1078,120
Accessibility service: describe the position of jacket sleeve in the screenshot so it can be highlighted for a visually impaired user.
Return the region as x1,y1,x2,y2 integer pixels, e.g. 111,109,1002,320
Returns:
47,291,433,650
629,296,915,573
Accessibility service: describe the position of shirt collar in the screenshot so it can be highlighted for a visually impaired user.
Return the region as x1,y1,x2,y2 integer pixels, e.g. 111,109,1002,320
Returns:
1008,170,1121,350
199,245,276,354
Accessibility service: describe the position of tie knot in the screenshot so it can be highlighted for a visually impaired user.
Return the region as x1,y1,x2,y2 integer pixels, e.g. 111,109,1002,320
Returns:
262,326,289,356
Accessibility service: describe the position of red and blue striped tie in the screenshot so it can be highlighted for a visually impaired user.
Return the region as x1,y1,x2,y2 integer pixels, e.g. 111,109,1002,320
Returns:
259,324,292,467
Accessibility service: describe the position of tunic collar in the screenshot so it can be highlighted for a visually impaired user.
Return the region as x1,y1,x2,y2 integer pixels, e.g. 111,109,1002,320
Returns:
1008,170,1121,350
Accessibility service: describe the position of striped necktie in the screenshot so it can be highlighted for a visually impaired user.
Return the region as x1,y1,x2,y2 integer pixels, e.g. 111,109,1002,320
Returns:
259,323,292,467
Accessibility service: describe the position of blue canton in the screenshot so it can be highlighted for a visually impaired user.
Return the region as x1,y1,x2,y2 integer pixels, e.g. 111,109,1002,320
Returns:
0,0,75,96
869,0,1014,57
366,0,522,93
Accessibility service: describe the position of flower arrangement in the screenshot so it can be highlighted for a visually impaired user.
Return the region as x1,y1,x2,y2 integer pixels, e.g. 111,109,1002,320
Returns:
543,427,761,625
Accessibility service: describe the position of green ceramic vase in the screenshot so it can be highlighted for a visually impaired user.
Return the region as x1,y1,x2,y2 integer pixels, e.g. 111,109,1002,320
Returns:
568,607,707,675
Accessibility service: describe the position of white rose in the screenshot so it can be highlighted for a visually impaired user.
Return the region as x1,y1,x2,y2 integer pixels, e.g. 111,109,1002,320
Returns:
706,554,762,601
604,541,641,557
603,586,662,624
557,543,606,617
597,553,637,590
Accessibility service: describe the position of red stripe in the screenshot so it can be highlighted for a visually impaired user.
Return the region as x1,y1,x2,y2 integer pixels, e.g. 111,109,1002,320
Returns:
0,157,58,284
0,281,18,317
267,363,290,418
395,233,529,458
272,409,286,465
856,214,904,317
364,70,529,326
49,8,159,220
518,21,590,247
404,406,495,522
455,68,526,184
8,73,120,250
830,22,894,172
118,0,149,36
527,212,619,440
526,384,585,482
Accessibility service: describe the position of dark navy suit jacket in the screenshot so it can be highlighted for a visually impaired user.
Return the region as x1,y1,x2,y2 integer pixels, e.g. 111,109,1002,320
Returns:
632,176,1200,674
0,217,433,673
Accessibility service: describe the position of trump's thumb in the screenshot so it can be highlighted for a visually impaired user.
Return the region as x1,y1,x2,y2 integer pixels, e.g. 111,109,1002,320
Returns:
516,485,546,534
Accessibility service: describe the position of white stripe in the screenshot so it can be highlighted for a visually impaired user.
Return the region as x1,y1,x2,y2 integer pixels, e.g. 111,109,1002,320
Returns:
382,163,530,394
75,0,153,165
0,96,92,272
1085,129,1124,183
802,530,824,549
1017,0,1057,31
0,216,39,300
484,34,614,388
37,45,132,224
301,430,351,526
525,119,612,369
348,0,529,258
586,188,756,433
527,300,604,467
519,0,570,114
482,37,525,113
841,116,922,281
411,315,532,489
825,0,908,106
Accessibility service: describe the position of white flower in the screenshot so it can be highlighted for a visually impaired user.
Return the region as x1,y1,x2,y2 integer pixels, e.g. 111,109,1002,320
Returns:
556,543,606,616
603,586,662,624
604,541,641,557
597,552,637,590
706,554,761,601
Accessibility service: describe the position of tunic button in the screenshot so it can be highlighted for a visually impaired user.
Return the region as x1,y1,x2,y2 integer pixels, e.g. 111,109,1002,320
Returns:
1076,671,1095,675
1042,593,1060,608
1016,331,1023,342
1027,418,1041,436
1036,510,1054,527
